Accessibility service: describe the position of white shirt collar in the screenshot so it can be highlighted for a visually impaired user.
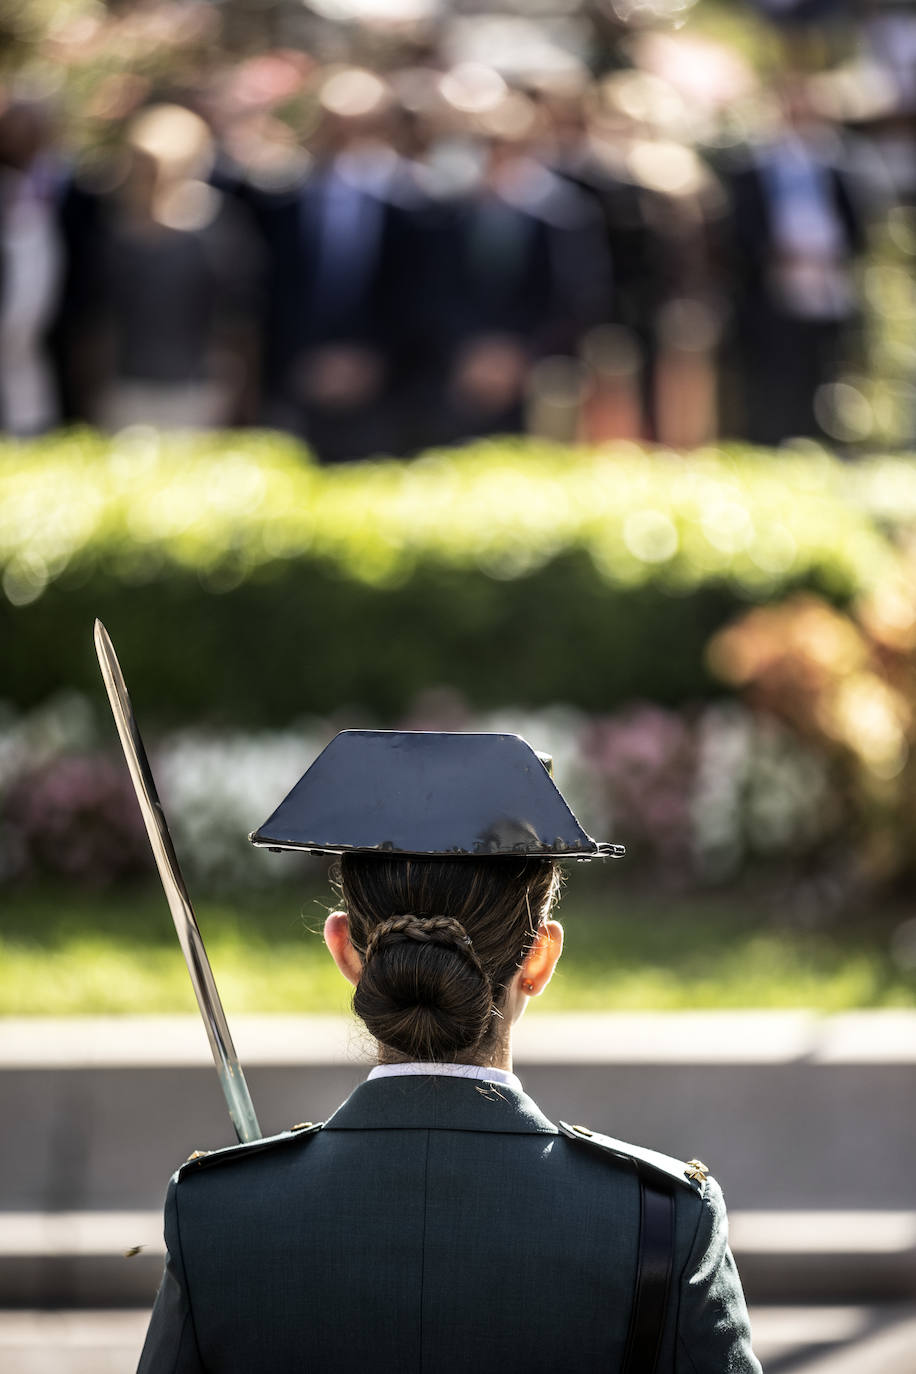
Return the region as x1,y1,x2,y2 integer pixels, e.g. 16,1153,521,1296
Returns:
368,1062,522,1092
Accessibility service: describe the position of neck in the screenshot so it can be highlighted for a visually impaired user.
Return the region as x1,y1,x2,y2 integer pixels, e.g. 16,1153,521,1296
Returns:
377,1031,513,1071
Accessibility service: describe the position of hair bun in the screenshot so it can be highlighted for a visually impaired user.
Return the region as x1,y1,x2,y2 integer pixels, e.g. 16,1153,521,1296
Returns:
354,914,492,1061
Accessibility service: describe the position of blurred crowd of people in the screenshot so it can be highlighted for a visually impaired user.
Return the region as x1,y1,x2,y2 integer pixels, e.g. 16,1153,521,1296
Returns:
1,0,914,460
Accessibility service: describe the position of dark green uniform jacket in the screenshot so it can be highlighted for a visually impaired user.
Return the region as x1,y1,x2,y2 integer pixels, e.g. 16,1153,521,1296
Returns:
138,1075,761,1373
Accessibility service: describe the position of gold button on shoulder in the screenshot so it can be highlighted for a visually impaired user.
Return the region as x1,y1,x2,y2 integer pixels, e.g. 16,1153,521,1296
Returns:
290,1121,314,1131
186,1149,211,1162
685,1158,709,1183
571,1124,594,1137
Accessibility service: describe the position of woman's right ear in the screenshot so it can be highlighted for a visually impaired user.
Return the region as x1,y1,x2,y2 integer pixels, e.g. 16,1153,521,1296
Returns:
323,911,364,987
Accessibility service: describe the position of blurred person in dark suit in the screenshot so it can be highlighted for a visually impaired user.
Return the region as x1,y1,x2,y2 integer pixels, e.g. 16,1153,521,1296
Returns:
725,76,868,445
433,84,612,443
541,76,729,447
537,81,666,441
87,104,261,431
0,96,101,434
248,69,427,462
538,85,652,345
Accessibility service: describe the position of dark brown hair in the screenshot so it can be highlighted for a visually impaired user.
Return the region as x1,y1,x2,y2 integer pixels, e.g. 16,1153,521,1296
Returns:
335,854,561,1062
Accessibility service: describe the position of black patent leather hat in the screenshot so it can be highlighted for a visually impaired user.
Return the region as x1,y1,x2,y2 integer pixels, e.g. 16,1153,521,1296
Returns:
250,730,623,860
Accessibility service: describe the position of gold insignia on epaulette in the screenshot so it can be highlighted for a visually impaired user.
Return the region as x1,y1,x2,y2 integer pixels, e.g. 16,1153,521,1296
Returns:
290,1121,314,1131
571,1123,594,1137
186,1149,211,1162
685,1158,708,1183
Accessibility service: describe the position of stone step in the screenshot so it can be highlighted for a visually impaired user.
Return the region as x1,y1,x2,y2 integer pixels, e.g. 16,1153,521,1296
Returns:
6,1010,915,1068
0,1310,149,1374
2,1208,915,1308
4,1306,916,1374
2,1012,914,1306
2,1012,913,1216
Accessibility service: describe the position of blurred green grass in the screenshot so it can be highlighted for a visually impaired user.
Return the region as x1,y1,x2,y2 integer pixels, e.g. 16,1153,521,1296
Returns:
1,878,911,1015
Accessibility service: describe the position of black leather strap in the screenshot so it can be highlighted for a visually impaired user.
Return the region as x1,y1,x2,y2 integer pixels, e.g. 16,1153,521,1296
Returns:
621,1162,675,1374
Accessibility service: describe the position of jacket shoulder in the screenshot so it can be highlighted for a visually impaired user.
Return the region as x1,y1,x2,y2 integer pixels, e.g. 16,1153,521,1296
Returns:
175,1122,322,1180
558,1120,709,1196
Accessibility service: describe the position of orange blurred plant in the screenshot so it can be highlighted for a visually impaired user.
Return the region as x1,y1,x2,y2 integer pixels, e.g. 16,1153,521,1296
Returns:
706,560,916,884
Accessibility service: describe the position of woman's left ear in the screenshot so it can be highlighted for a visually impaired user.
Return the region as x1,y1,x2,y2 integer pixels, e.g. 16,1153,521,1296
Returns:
324,911,364,987
519,919,564,996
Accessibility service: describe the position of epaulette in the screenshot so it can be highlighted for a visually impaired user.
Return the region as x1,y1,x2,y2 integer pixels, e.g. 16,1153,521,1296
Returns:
178,1121,322,1178
559,1121,709,1194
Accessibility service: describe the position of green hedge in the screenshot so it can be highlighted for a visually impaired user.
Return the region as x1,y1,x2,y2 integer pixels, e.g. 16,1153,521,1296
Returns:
2,430,913,724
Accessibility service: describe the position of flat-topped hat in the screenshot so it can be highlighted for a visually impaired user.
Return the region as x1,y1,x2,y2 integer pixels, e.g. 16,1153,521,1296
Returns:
250,730,624,860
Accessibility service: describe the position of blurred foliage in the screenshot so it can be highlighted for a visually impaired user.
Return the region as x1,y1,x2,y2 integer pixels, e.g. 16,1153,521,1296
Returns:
1,1,223,153
709,553,916,885
0,0,82,76
856,208,916,451
2,879,912,1015
1,431,911,722
682,0,784,77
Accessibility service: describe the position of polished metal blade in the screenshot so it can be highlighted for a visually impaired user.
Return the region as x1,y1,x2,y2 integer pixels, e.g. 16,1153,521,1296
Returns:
94,619,261,1143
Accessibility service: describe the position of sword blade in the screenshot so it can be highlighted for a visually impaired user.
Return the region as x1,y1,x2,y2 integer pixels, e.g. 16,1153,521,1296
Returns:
93,619,262,1143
